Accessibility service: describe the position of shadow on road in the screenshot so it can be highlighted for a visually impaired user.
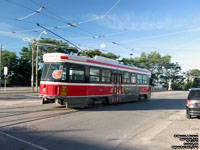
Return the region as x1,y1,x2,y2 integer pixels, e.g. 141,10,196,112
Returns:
0,98,187,128
83,98,186,112
0,129,132,150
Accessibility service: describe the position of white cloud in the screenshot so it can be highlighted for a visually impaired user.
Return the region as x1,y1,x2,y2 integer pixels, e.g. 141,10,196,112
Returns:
0,22,13,30
0,30,33,40
87,11,200,32
0,22,33,40
89,12,176,31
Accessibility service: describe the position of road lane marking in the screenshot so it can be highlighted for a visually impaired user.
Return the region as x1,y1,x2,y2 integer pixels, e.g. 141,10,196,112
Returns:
0,131,48,150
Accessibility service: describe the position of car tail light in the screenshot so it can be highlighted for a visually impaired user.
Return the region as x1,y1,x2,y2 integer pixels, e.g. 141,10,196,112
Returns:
186,99,190,106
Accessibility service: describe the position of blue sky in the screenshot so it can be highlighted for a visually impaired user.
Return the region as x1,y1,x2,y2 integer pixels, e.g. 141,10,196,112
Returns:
0,0,200,71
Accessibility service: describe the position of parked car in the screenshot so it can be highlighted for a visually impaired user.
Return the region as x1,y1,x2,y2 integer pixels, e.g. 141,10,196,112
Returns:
186,88,200,119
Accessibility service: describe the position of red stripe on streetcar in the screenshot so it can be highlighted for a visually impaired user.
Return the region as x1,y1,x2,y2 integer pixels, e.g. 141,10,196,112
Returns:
60,56,68,59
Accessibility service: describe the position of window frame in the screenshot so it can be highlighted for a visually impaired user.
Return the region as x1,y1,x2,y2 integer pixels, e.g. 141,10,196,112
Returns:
68,64,85,83
101,69,111,83
131,73,137,84
142,75,149,85
137,74,143,85
89,67,101,83
123,72,131,84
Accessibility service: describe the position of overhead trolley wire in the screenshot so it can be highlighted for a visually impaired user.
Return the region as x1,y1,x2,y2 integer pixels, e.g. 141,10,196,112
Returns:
30,0,72,23
5,0,68,24
11,0,126,51
102,0,120,17
16,6,46,21
0,20,31,32
37,23,83,51
0,0,122,52
3,0,121,33
1,0,127,53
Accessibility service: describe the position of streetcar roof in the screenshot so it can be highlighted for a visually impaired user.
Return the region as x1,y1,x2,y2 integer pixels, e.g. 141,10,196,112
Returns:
43,53,151,75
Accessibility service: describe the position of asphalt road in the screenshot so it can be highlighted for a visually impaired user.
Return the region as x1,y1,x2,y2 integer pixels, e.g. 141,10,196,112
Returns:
0,91,199,150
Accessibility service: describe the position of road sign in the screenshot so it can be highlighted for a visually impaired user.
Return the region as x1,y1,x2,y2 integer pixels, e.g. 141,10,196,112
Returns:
4,67,8,75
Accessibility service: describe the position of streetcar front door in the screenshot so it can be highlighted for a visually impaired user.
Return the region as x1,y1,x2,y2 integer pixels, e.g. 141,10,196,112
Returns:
112,73,122,103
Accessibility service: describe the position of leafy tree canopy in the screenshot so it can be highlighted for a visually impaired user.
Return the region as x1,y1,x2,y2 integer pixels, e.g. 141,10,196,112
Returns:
79,49,119,60
121,51,182,88
37,38,78,54
187,69,200,77
1,50,19,86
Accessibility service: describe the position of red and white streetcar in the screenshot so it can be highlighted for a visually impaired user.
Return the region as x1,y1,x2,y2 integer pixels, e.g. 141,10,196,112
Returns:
40,53,152,108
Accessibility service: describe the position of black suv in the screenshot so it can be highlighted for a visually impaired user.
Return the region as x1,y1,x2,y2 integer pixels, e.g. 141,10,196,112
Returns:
186,88,200,119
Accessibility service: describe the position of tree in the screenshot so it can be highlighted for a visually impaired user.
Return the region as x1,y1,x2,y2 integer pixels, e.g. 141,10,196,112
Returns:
103,52,120,60
192,78,200,88
120,57,134,66
187,69,200,80
33,38,78,64
120,51,183,90
79,49,103,58
1,50,18,86
185,69,200,88
17,47,32,86
38,38,78,53
160,63,183,90
79,49,119,60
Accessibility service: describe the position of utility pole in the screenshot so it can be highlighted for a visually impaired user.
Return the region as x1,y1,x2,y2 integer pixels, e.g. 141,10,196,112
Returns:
31,39,35,92
0,44,2,88
36,39,39,92
35,30,47,92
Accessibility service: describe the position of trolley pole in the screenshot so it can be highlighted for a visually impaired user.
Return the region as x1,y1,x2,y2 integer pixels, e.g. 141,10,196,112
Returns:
0,44,2,88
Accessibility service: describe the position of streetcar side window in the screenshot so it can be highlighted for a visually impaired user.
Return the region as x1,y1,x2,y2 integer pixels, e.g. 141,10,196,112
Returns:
69,65,85,81
131,73,136,84
123,72,131,84
137,74,143,84
143,75,148,85
90,67,100,82
102,69,111,83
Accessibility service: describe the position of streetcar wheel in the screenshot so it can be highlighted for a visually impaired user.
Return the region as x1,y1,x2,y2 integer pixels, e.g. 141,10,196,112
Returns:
42,98,48,104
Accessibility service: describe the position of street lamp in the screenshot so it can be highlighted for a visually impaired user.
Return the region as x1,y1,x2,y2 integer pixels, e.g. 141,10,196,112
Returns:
36,30,47,92
100,44,105,49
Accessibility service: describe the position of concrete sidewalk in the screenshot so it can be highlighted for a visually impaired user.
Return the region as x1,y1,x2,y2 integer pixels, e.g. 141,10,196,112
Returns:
0,87,38,94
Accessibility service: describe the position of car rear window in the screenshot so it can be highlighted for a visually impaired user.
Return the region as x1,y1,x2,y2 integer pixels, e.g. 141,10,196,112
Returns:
188,90,200,100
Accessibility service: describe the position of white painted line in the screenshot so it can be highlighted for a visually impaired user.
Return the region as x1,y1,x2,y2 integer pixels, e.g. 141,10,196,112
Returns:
0,131,48,150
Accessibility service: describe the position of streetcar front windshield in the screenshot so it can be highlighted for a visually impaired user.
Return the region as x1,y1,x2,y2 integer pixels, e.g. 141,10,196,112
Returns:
41,63,66,81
